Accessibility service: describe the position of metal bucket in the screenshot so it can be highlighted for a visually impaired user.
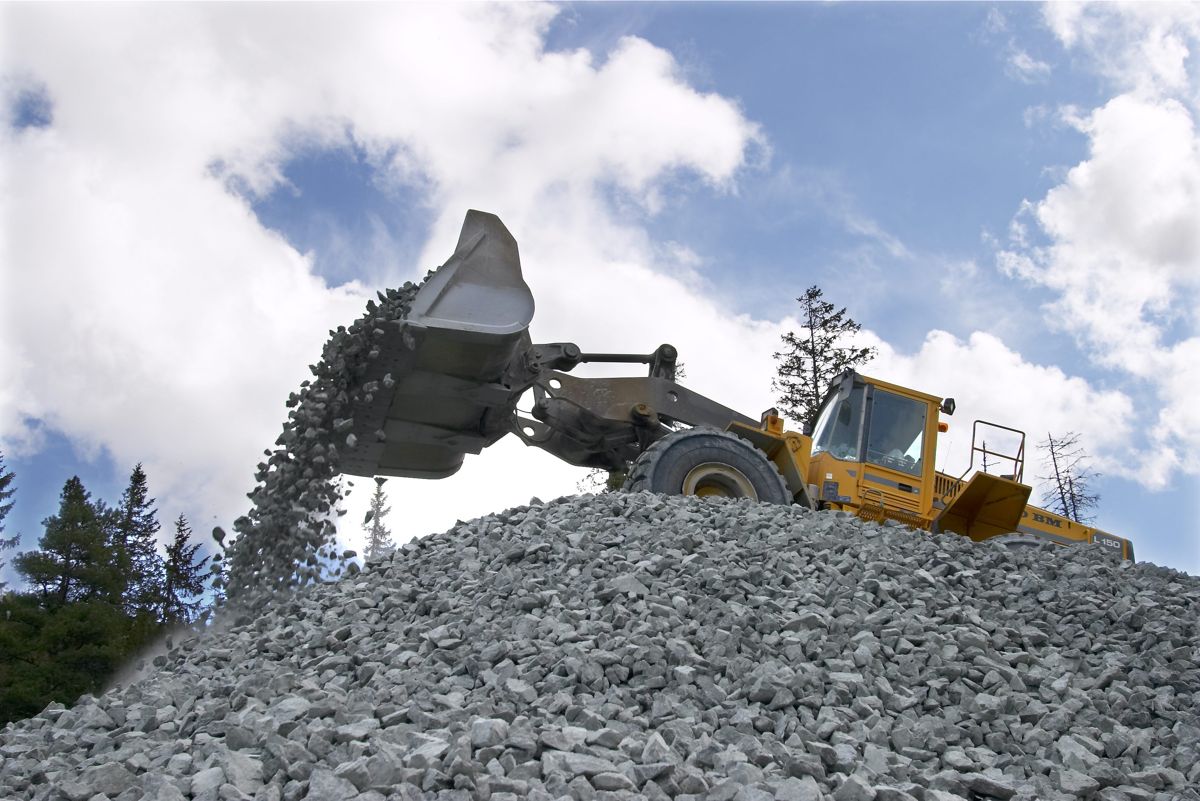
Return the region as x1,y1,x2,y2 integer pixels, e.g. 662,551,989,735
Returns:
340,211,535,479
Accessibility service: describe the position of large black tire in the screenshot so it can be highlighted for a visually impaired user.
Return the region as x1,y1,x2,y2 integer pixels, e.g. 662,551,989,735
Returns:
623,427,790,504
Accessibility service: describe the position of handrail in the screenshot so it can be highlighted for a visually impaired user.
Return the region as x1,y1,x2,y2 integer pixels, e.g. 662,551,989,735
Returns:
959,419,1026,484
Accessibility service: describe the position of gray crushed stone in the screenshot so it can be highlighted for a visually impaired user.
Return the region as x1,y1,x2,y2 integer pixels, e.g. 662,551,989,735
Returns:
2,492,1198,801
222,277,429,600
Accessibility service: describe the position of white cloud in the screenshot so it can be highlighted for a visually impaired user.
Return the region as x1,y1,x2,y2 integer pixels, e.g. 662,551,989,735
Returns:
980,7,1052,86
995,3,1200,489
984,8,1009,36
860,330,1135,498
1007,48,1052,83
0,4,764,552
1022,104,1053,128
1043,2,1200,101
0,121,370,517
756,165,913,263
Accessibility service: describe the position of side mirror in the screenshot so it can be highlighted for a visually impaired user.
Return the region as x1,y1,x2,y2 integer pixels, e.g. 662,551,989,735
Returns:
940,398,956,416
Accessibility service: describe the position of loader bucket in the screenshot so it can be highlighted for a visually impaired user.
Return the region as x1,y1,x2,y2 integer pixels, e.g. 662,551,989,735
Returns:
935,472,1031,541
339,210,535,479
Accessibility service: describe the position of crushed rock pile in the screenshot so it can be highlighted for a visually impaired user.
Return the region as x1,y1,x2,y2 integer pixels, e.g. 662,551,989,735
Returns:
2,492,1198,801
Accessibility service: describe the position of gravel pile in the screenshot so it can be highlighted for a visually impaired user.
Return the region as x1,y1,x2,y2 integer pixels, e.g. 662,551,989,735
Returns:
2,492,1197,801
222,277,429,600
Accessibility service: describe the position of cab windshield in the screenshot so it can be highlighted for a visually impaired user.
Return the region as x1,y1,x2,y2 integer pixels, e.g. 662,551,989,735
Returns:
811,384,865,461
864,389,926,477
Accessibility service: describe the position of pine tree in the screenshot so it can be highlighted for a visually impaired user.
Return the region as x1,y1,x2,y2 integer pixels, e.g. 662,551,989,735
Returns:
2,472,156,725
13,477,122,606
112,464,165,616
363,480,394,561
773,286,877,430
0,451,14,535
0,534,16,595
0,591,128,725
0,592,49,723
161,514,209,625
1038,432,1101,523
0,453,16,593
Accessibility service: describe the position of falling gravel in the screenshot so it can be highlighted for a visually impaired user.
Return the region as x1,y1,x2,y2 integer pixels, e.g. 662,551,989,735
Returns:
221,276,429,601
2,492,1197,801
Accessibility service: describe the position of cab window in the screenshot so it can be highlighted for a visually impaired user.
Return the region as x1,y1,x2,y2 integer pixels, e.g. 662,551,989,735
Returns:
811,385,865,461
865,389,926,477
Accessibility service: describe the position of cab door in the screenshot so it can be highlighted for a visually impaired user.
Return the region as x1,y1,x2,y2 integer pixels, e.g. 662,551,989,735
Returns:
854,383,938,527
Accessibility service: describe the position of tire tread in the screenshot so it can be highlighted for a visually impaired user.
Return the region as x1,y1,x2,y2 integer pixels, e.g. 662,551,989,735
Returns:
622,426,789,504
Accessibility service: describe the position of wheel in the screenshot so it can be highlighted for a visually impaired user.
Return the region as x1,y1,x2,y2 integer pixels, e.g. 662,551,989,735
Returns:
623,427,790,504
990,533,1046,550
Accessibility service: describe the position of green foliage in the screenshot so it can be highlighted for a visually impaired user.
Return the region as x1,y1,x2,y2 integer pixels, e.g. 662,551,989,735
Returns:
0,594,50,723
0,452,15,593
0,450,14,534
0,593,131,725
113,464,166,616
0,535,16,595
0,468,217,725
14,477,124,606
162,514,209,624
773,285,877,430
39,600,130,691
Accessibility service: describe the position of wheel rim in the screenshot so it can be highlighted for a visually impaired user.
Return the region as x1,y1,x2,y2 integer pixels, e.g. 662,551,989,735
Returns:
682,462,759,500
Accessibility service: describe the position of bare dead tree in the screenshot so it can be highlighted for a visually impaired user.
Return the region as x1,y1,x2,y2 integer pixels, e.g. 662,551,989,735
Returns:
1038,432,1100,523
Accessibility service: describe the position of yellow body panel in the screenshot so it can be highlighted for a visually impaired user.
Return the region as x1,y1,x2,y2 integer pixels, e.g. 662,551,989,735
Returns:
1016,501,1131,558
727,371,1136,561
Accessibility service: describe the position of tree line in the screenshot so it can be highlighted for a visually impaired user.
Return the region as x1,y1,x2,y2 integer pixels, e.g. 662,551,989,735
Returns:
0,456,209,725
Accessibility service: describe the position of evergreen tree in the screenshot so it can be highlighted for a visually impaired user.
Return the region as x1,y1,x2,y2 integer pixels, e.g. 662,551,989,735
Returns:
161,514,209,624
1038,432,1101,523
363,480,394,561
0,534,16,595
0,592,128,725
773,286,877,430
0,452,16,593
0,450,14,535
14,477,123,606
1,472,163,725
0,593,53,723
113,464,165,616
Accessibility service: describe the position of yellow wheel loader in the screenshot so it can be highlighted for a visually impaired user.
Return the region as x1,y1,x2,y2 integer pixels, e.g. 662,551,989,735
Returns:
340,210,1134,560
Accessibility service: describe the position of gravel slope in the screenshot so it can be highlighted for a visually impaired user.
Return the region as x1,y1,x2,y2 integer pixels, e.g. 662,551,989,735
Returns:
2,492,1197,801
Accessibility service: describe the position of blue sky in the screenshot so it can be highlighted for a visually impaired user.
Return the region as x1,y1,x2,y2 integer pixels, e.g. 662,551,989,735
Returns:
2,3,1197,580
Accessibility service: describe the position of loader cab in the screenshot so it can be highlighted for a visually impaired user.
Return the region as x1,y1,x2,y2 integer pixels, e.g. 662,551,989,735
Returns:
807,370,945,526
